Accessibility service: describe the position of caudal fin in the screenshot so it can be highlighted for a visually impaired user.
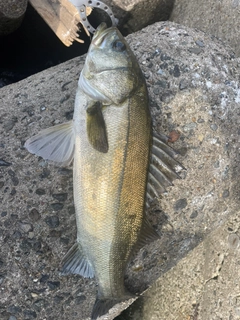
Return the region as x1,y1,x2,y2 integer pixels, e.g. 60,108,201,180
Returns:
91,296,133,320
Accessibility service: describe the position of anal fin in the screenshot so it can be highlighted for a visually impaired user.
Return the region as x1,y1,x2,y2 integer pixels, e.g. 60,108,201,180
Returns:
61,242,94,278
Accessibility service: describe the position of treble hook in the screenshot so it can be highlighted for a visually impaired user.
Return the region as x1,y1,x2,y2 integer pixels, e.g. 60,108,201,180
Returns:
69,0,118,34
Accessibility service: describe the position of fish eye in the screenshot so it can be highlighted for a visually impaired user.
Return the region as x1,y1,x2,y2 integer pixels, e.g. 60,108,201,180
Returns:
112,40,126,52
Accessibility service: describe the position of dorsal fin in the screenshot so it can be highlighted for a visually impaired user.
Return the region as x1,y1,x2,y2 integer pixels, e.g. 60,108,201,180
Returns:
147,132,184,202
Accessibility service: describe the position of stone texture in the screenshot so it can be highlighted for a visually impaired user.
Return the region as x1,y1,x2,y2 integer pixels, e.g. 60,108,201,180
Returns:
0,0,28,35
118,214,240,319
170,0,240,56
103,0,174,34
0,21,240,320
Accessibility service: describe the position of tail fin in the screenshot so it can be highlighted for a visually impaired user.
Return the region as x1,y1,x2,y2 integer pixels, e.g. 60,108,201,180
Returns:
91,296,133,320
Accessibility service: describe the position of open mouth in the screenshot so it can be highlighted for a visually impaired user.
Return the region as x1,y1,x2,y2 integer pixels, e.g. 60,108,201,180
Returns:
92,22,115,46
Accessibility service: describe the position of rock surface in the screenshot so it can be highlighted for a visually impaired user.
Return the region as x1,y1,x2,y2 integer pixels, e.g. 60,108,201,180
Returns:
170,0,240,57
103,0,174,34
0,0,28,35
118,215,240,319
0,21,240,320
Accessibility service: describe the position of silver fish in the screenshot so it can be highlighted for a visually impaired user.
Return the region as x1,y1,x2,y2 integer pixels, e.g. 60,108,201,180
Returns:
25,23,183,319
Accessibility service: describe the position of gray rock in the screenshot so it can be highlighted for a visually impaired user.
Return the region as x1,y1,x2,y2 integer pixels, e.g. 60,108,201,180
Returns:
0,0,27,35
18,221,33,233
7,305,22,314
32,299,48,312
179,78,188,90
52,193,68,202
0,21,239,320
188,47,203,54
44,216,60,228
119,215,240,319
174,198,188,211
170,0,240,56
183,122,197,132
190,210,198,219
29,209,40,222
50,203,64,211
210,123,218,131
102,0,175,34
23,309,37,319
47,281,60,290
35,188,46,195
75,295,86,304
3,118,18,132
222,189,230,198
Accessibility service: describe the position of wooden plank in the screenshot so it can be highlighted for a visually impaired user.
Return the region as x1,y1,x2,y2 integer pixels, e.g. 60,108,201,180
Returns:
29,0,92,46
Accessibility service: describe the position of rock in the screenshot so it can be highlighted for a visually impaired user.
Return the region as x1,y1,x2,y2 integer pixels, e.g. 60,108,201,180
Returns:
75,295,86,304
47,281,60,290
44,216,59,228
29,208,40,222
119,215,240,319
35,188,46,195
0,21,239,320
23,309,37,319
7,305,22,315
174,198,187,211
32,299,48,312
106,0,174,34
170,0,240,56
0,0,28,35
18,221,33,233
39,274,49,283
0,159,11,166
50,203,64,211
52,193,68,202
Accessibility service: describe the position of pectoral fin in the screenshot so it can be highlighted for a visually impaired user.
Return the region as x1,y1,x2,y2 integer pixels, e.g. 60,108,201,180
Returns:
86,101,108,153
24,121,75,166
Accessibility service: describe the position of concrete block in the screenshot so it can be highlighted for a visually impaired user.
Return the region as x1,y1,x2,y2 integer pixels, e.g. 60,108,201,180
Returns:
0,0,28,35
104,0,174,34
170,0,240,57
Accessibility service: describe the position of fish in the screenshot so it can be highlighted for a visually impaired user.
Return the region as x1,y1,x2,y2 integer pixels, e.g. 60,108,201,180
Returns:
24,23,183,319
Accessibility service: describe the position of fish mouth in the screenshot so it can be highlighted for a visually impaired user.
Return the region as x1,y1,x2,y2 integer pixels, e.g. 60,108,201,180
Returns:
92,22,115,46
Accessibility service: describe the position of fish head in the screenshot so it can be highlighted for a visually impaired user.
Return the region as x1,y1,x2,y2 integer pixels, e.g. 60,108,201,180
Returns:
79,23,144,105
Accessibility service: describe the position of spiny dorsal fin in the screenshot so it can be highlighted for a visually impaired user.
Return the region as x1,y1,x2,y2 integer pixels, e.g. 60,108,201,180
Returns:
147,132,184,201
86,101,108,153
61,242,94,278
24,121,75,166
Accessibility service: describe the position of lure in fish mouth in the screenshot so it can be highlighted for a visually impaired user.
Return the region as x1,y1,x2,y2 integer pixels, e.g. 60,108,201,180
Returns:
25,23,184,320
